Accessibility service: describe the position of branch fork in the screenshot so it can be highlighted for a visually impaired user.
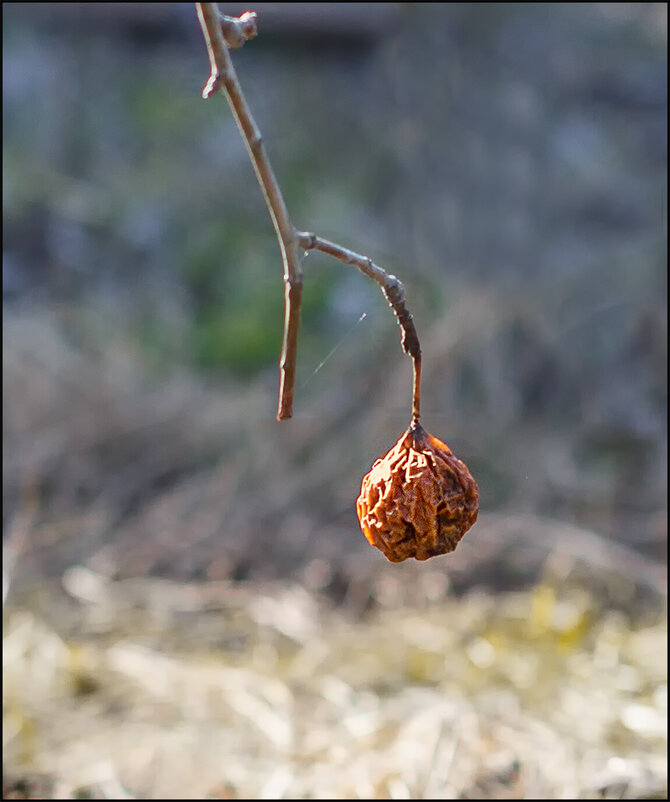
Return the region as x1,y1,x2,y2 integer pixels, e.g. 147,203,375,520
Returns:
196,3,421,422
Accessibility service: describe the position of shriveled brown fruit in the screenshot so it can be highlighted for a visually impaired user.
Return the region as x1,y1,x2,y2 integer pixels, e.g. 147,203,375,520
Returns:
357,422,479,562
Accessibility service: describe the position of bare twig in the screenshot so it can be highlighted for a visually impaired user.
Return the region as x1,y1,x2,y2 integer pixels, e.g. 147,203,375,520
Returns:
296,231,422,422
195,3,422,422
196,2,302,421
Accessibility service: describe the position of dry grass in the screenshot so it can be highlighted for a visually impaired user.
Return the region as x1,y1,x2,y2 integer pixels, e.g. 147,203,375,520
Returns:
3,561,667,800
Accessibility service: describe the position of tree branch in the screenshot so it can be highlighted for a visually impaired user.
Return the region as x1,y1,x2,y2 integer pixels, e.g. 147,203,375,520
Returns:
195,3,422,423
296,231,422,422
196,2,302,421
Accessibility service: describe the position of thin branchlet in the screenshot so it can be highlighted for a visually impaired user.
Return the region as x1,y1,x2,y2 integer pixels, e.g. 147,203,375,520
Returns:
296,231,422,421
196,2,301,421
195,3,422,422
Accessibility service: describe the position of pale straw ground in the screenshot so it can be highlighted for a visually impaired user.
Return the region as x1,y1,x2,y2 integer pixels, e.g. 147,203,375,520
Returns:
3,557,666,800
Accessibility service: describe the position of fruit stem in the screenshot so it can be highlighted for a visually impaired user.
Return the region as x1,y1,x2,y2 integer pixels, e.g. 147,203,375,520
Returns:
412,354,422,424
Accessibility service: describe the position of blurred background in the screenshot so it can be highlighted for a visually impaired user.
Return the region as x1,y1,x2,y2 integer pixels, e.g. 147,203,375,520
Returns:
3,2,667,799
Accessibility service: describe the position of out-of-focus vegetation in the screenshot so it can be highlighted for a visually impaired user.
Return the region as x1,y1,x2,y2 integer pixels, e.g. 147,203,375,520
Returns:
2,2,667,798
3,567,667,799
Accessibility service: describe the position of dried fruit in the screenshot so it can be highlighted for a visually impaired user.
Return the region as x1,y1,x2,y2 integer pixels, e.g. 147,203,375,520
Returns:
357,421,479,562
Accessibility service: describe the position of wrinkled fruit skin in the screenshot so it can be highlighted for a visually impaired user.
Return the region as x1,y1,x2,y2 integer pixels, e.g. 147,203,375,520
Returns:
357,423,479,562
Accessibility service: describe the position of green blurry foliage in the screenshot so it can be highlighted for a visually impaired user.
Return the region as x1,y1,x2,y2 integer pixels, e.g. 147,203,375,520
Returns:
181,218,339,375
